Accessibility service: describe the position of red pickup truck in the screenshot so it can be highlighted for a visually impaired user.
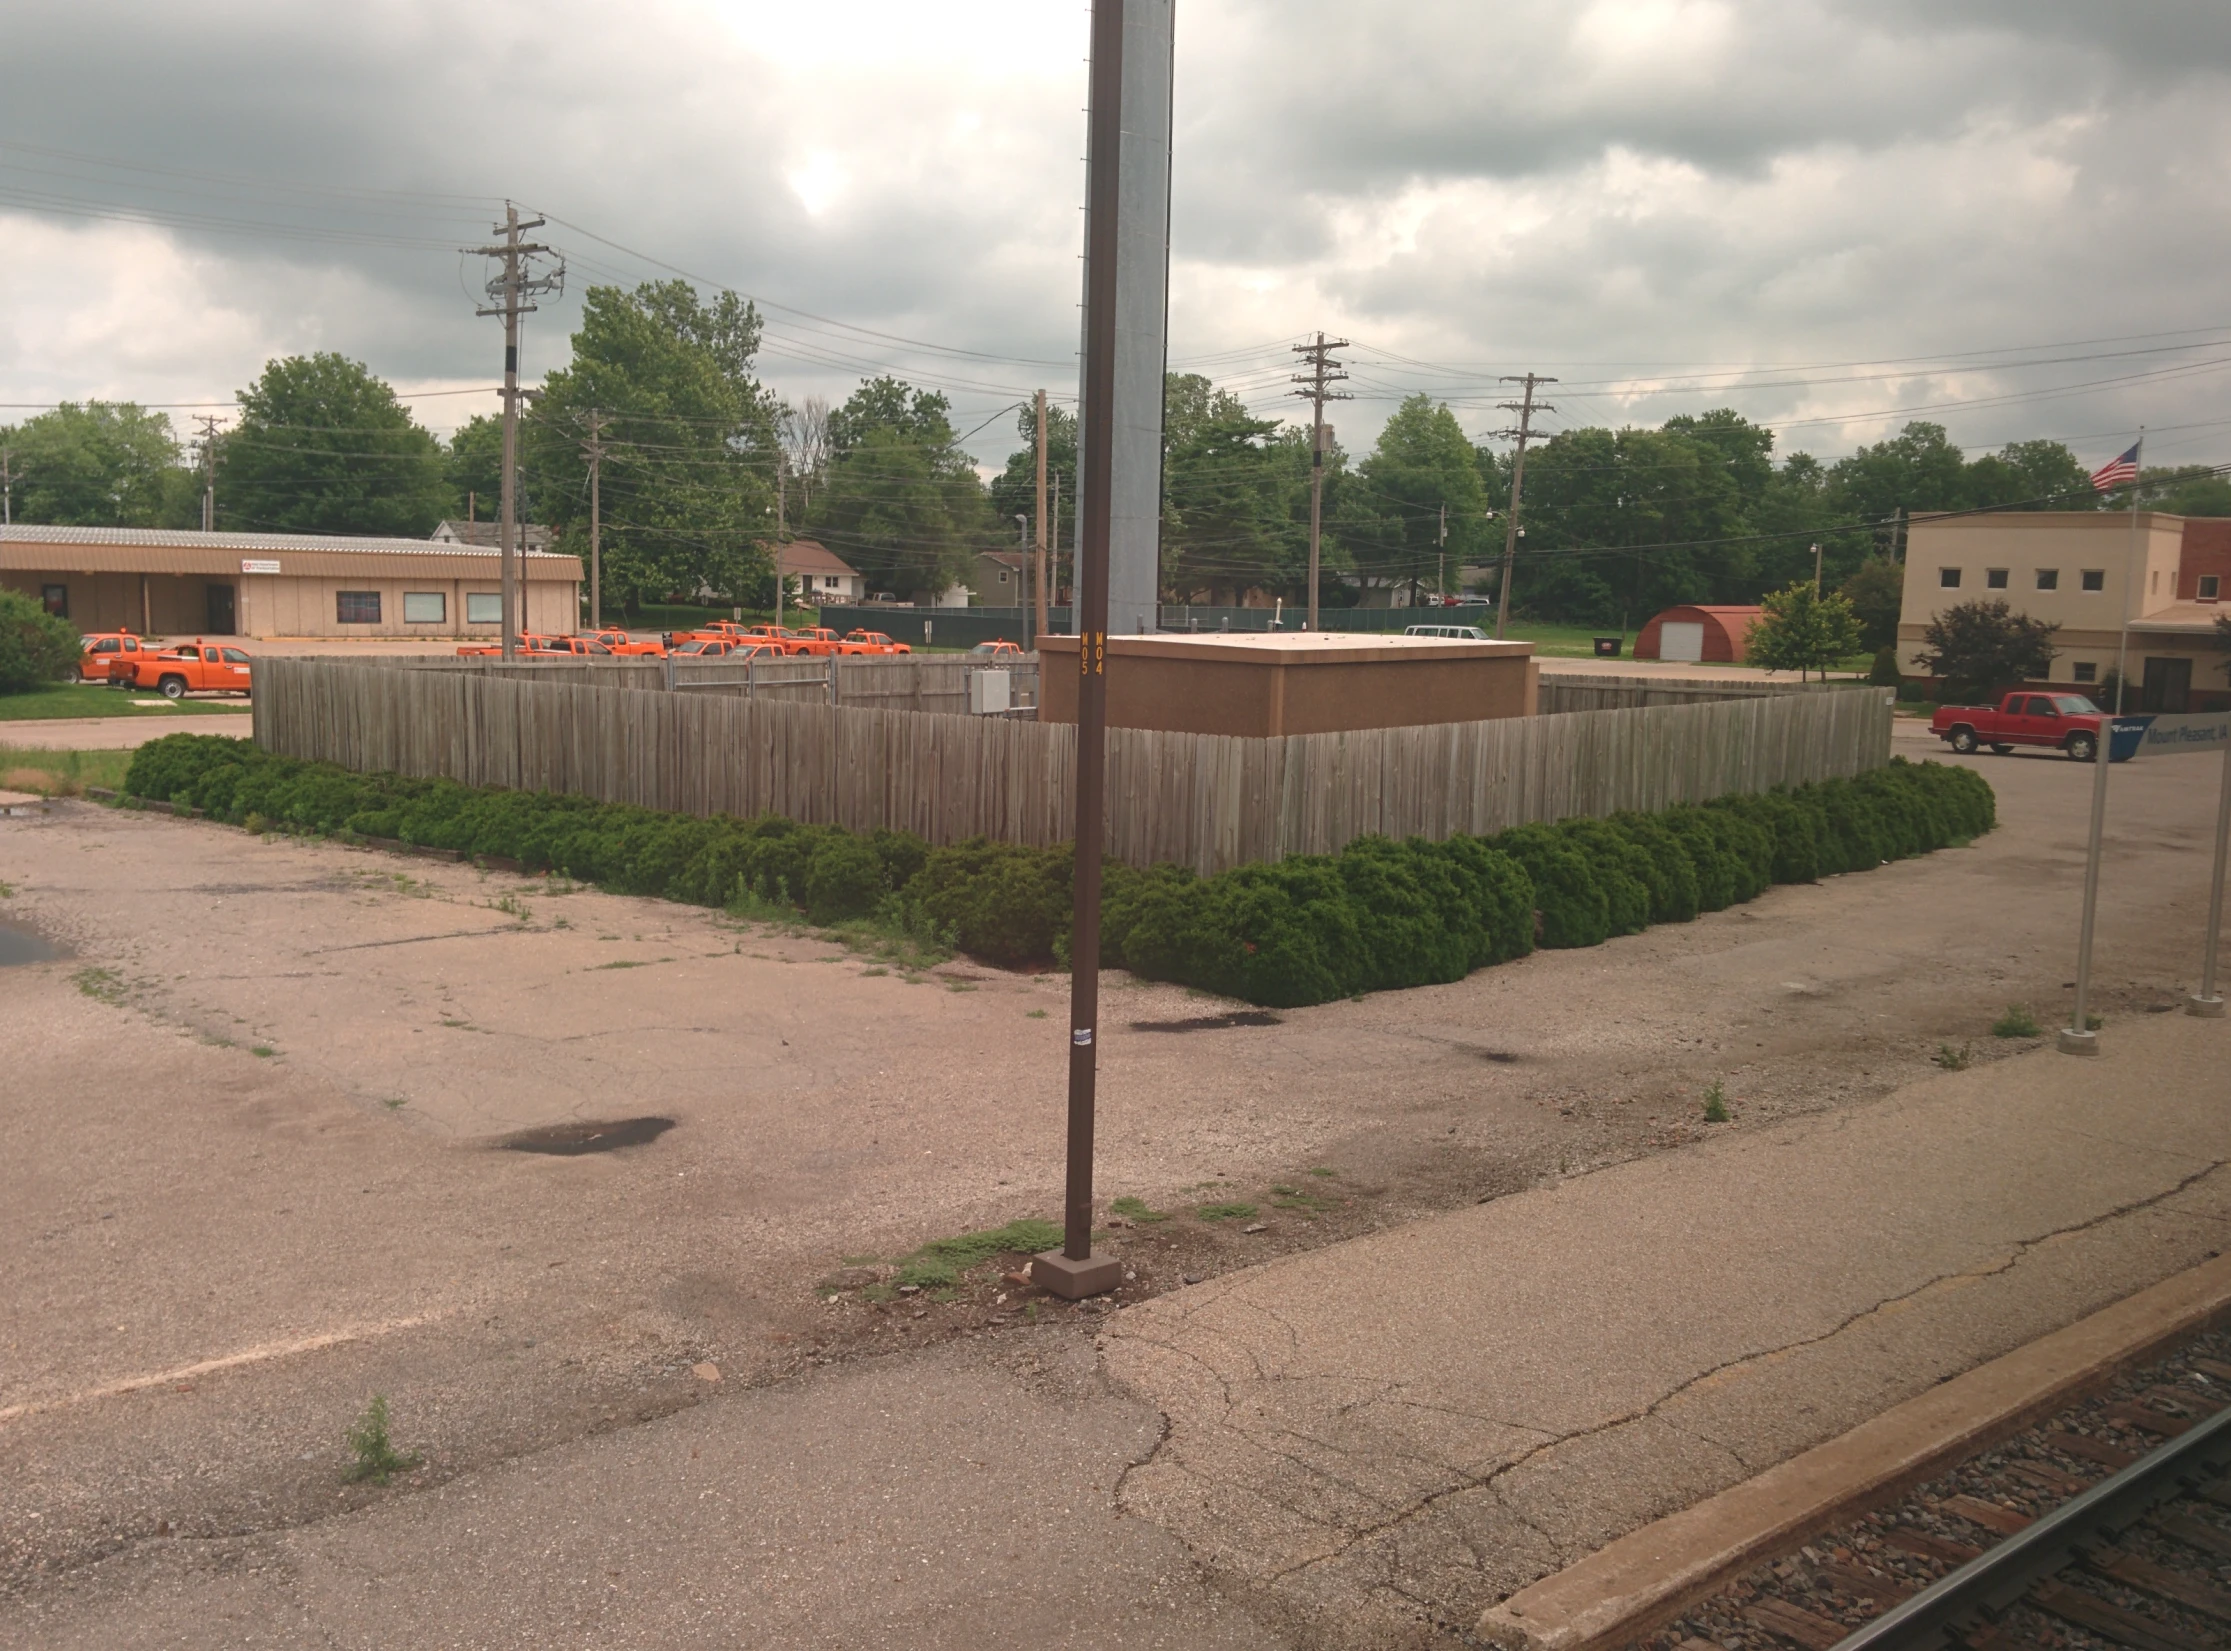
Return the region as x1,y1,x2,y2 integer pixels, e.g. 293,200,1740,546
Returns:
1930,692,2106,761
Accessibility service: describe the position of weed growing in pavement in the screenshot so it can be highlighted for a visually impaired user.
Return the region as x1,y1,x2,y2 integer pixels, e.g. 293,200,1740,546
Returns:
1307,1166,1338,1178
72,966,126,1005
242,811,270,835
1991,1005,2042,1038
1026,1008,1048,1018
725,875,802,927
1110,1196,1168,1223
381,1097,406,1110
1701,1082,1731,1123
344,1395,420,1484
828,893,955,973
488,893,531,924
0,879,14,898
1197,1201,1259,1222
1933,1043,1972,1071
1269,1184,1334,1215
859,965,889,977
251,1046,276,1059
2087,1012,2105,1030
892,1218,1063,1290
945,980,978,993
590,960,645,970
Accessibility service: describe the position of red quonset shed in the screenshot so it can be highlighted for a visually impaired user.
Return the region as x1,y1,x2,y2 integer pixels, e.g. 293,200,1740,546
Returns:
1633,604,1763,664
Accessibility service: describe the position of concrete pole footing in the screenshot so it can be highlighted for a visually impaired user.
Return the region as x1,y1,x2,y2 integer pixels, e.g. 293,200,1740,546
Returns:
2056,1027,2101,1055
2187,994,2226,1019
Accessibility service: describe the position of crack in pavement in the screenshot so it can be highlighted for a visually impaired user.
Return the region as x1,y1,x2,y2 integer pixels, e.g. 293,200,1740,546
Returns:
1143,1153,2231,1592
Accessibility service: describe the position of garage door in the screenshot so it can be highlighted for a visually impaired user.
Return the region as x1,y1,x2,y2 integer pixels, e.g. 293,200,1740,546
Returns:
1659,621,1704,662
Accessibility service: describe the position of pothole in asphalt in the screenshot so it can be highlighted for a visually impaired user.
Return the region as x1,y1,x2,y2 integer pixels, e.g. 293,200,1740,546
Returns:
1129,1010,1283,1033
0,920,64,967
499,1117,676,1155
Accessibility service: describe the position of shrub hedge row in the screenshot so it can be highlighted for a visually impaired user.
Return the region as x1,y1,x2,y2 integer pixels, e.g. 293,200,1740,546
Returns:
124,734,1994,1009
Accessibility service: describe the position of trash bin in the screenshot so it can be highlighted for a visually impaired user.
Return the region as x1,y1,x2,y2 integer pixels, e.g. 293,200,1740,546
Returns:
1593,636,1623,657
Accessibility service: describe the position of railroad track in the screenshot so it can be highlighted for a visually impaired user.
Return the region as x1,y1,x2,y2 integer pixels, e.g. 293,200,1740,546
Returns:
1639,1336,2231,1651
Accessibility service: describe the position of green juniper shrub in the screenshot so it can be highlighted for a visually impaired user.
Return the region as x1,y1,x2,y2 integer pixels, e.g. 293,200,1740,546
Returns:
0,588,83,692
1606,811,1701,924
1555,818,1656,936
121,735,1992,1010
1488,823,1611,950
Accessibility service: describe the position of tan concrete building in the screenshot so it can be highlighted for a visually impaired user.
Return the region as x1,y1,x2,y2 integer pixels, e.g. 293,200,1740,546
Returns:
1037,631,1538,736
1898,511,2227,710
1,525,582,641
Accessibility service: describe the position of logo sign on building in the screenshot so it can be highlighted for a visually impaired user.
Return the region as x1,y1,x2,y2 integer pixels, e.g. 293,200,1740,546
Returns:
2129,711,2231,758
240,558,281,574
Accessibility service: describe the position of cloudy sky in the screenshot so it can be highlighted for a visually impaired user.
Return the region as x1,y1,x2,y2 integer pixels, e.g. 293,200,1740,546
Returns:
5,0,2231,474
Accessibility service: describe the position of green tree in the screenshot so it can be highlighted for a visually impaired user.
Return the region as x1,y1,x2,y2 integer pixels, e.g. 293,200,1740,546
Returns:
1349,395,1488,602
0,588,81,691
1963,439,2091,509
528,281,781,610
2147,465,2231,517
807,377,990,601
1745,581,1864,681
444,415,505,523
1839,555,1906,651
1917,598,2059,696
216,355,450,535
1158,373,1302,604
1824,421,1969,527
1,402,192,527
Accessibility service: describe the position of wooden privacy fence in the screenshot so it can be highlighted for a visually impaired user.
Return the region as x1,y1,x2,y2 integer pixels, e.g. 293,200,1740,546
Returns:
254,658,1892,876
1535,673,1863,714
373,652,1040,715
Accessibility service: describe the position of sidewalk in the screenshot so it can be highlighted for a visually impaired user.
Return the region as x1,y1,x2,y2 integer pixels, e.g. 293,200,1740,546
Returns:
0,713,250,750
1101,1010,2231,1645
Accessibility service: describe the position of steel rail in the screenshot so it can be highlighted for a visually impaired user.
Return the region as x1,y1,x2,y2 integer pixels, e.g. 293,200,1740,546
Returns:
1828,1401,2231,1650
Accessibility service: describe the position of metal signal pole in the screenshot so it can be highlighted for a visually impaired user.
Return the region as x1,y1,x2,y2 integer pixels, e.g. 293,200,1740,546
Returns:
466,204,563,659
1291,334,1350,628
1491,373,1556,638
1032,0,1130,1303
1034,388,1050,642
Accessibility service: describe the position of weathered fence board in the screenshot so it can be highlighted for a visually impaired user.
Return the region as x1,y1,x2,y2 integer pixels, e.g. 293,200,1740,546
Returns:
253,659,1891,876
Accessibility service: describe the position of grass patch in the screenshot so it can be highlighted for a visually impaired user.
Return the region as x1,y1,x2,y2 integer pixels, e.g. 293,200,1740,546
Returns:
0,879,13,898
2,746,135,797
251,1045,276,1059
343,1394,421,1485
892,1218,1062,1290
859,965,889,977
0,682,253,722
1306,1166,1338,1178
488,893,531,923
72,966,126,1005
1026,1008,1048,1019
1991,1005,2042,1039
1196,1201,1259,1222
381,1096,406,1110
1701,1081,1731,1123
1933,1043,1971,1070
590,959,645,970
1110,1196,1168,1223
945,980,978,993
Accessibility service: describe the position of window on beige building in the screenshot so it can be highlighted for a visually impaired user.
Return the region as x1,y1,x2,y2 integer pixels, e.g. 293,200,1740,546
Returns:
2072,662,2098,683
1985,568,2008,589
337,591,381,624
1939,567,1962,588
2081,569,2105,591
2035,568,2058,590
466,592,502,624
403,592,446,623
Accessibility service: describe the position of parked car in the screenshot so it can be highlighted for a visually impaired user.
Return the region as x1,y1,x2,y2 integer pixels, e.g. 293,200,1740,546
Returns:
669,638,781,659
80,631,157,682
1404,623,1490,641
581,628,666,657
1929,692,2107,761
665,621,796,652
114,641,252,699
844,630,911,654
455,633,610,658
970,640,1026,660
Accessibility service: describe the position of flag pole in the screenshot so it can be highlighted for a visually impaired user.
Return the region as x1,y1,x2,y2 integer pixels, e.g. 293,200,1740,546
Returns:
2114,428,2143,714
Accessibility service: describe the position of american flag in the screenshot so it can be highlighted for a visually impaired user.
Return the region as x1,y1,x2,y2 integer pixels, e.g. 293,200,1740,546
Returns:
2090,442,2140,492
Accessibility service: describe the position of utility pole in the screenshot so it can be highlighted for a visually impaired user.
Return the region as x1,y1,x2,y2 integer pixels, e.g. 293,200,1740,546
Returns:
1034,388,1050,641
465,203,563,659
194,414,222,532
581,409,607,631
1,446,10,528
1438,503,1448,603
1812,542,1823,595
1291,334,1351,628
1051,471,1062,614
775,448,787,630
1491,373,1556,639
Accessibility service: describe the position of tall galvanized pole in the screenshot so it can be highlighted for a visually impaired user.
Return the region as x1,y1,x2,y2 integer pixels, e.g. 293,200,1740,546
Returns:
1034,388,1050,641
582,408,606,631
1032,0,1131,1303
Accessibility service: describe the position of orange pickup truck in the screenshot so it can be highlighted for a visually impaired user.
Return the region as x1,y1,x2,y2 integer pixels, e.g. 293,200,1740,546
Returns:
455,634,616,658
82,632,166,682
582,628,666,657
115,641,253,699
843,630,911,655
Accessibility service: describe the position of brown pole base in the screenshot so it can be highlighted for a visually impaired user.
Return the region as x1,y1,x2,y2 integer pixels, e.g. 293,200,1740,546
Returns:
1032,1249,1122,1300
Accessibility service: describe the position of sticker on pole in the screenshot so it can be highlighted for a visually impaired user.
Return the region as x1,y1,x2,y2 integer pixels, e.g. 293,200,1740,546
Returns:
1072,1027,1093,1047
2128,711,2231,758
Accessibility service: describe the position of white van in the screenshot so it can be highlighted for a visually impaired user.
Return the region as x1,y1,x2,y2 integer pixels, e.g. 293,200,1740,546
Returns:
1403,624,1490,641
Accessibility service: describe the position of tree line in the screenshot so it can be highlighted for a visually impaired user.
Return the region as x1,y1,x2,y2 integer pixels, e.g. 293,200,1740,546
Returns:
8,277,2227,622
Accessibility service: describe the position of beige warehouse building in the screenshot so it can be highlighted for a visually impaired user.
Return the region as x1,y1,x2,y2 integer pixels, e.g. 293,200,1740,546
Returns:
0,525,582,640
1898,511,2227,711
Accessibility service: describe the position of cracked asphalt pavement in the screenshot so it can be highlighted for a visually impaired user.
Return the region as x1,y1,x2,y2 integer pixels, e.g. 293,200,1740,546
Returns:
2,721,2227,1647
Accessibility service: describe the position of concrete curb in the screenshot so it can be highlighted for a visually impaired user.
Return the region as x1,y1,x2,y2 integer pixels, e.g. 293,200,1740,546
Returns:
1475,1251,2231,1651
